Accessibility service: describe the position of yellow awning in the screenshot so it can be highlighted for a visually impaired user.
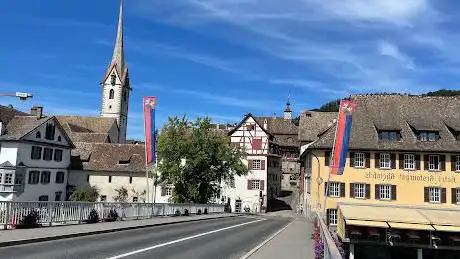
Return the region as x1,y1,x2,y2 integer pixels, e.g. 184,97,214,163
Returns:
433,225,460,232
346,219,388,228
388,222,435,231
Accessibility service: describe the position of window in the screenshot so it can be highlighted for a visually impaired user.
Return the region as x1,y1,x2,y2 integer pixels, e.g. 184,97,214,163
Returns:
379,153,390,169
40,171,51,184
54,149,63,162
43,148,53,161
100,195,107,202
353,183,366,199
251,180,261,190
55,191,62,201
86,174,90,182
109,89,115,99
252,160,262,170
3,173,13,184
456,189,460,204
55,171,65,184
456,156,460,172
108,176,112,183
404,154,415,170
129,177,133,184
328,209,338,226
15,173,23,185
31,146,42,160
45,123,55,140
418,131,439,141
133,197,138,202
110,74,116,85
166,187,172,196
429,155,440,170
57,136,61,142
230,178,235,188
328,182,340,197
28,171,40,184
354,152,365,168
379,185,391,200
39,195,49,201
252,138,262,150
429,187,441,203
35,131,41,138
378,131,401,141
123,91,127,102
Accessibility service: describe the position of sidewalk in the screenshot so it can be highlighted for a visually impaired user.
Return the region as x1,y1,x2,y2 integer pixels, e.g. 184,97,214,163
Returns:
0,213,236,247
245,216,314,259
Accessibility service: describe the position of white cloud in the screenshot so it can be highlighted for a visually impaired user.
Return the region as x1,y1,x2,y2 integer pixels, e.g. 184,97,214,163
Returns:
378,41,416,70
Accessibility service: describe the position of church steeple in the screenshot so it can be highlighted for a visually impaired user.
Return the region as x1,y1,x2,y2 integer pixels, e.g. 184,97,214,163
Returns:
100,0,130,144
284,96,292,120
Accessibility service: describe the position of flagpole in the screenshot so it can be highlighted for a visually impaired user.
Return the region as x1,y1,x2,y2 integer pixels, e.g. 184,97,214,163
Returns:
322,100,342,214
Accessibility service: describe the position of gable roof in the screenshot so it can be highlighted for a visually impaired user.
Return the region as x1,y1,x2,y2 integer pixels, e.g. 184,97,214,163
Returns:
56,116,117,144
228,113,273,137
71,142,145,172
298,111,338,142
0,115,75,147
308,95,460,152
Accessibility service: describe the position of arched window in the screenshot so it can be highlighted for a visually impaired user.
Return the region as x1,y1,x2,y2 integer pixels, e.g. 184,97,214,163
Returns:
109,89,114,99
36,131,41,138
110,74,116,85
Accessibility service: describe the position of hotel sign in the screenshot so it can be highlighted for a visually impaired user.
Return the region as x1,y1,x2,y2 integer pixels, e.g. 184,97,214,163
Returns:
365,171,456,184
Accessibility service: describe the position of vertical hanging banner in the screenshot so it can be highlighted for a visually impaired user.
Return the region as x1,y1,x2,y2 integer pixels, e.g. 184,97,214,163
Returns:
331,99,356,175
143,96,156,164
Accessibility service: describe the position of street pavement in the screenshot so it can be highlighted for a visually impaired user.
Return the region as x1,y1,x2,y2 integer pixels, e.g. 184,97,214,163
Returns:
0,216,291,259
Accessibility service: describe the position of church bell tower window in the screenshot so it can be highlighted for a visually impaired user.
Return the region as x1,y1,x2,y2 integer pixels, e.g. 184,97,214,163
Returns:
109,89,114,99
110,74,116,86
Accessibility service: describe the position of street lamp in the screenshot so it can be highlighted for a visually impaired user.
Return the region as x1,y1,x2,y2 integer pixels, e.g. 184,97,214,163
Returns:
0,92,33,101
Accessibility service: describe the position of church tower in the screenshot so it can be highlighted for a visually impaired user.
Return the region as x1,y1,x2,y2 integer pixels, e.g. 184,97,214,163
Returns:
284,97,292,120
101,0,130,143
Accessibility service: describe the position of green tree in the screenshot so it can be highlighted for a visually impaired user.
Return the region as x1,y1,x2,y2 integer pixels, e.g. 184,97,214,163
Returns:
113,186,129,202
69,186,100,202
158,116,248,203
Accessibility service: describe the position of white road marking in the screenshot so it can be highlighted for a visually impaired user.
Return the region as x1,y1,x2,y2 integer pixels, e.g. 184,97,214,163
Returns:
239,219,294,259
105,218,266,259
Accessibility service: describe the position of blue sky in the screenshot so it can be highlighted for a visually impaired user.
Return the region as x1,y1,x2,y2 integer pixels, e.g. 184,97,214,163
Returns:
1,0,460,139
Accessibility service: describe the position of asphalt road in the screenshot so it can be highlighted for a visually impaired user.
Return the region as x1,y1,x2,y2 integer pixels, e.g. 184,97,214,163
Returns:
0,216,291,259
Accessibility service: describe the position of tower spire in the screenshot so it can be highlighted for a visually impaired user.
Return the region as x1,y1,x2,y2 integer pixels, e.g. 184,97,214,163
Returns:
284,96,292,120
112,0,125,76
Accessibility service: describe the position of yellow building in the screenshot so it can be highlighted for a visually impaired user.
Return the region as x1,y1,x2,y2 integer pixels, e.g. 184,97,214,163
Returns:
299,95,460,259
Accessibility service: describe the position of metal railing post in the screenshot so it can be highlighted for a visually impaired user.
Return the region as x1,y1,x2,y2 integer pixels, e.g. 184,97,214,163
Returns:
4,202,11,230
48,202,54,227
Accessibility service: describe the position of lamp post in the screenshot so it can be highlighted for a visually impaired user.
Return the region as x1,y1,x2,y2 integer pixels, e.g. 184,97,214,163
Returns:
0,92,33,101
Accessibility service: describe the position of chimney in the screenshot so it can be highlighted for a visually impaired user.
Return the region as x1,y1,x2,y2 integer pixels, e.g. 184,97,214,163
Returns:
30,106,43,119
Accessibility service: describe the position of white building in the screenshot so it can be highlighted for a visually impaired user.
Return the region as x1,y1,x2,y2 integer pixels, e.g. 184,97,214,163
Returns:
0,106,74,201
222,114,282,213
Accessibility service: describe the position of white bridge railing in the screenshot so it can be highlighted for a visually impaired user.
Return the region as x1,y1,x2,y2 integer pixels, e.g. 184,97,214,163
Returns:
0,201,225,229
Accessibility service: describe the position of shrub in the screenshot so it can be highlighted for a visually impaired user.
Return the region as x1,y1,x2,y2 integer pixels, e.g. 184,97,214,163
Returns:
197,209,202,215
183,209,189,216
16,210,40,229
104,209,119,222
174,209,181,216
203,208,208,215
312,219,324,259
87,209,99,224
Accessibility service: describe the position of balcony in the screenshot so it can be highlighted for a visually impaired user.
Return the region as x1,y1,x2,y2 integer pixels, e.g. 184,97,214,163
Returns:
0,184,23,193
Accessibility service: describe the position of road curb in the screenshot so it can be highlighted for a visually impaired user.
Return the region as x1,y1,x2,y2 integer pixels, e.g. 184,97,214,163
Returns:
239,219,294,259
0,214,239,248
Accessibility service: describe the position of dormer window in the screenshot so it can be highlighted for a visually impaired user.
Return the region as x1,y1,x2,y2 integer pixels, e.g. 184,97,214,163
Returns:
110,74,116,85
35,131,41,139
45,123,55,140
418,131,439,142
378,130,401,141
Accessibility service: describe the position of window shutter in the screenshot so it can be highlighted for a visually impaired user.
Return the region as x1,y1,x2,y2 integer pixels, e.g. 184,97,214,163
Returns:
261,161,266,170
260,180,265,190
326,209,331,226
161,187,166,196
248,160,253,170
325,151,331,167
375,184,380,200
452,156,457,172
391,185,397,201
350,152,355,167
375,153,380,168
440,155,446,171
390,154,396,169
340,183,345,197
399,154,404,169
424,155,429,170
366,184,371,199
452,188,457,204
441,188,447,203
424,187,429,202
415,154,421,170
350,183,355,198
365,153,371,168
247,180,252,190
